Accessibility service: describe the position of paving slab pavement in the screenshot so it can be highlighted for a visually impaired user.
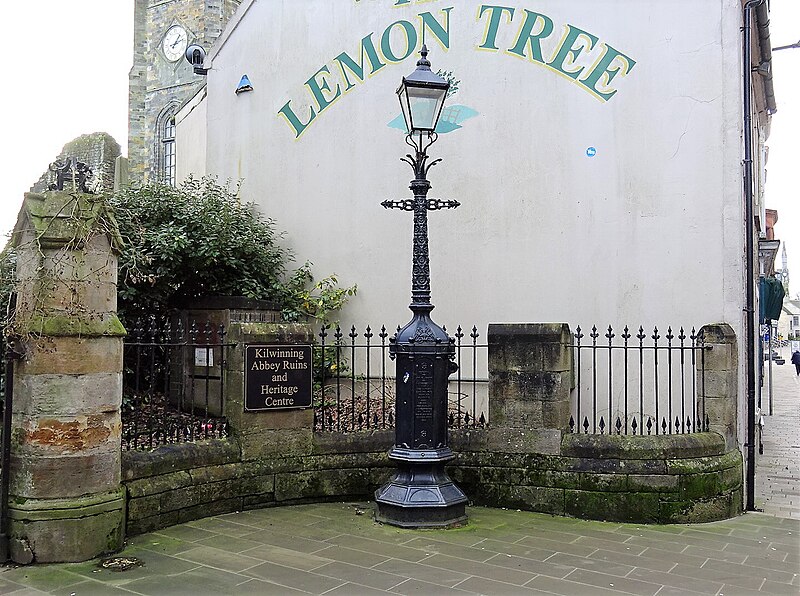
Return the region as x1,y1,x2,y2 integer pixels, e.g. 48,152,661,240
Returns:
0,503,797,595
757,352,800,519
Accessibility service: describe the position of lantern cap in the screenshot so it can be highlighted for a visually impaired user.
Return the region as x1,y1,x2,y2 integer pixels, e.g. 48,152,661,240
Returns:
401,45,450,90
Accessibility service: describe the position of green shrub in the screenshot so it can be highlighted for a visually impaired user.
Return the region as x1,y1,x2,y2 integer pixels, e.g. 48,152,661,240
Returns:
0,178,355,332
110,177,355,323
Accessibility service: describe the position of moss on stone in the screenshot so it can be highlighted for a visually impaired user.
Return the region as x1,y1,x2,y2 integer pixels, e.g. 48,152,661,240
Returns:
666,449,741,475
8,498,124,563
480,466,526,486
579,473,629,492
542,470,581,489
448,466,480,488
17,192,123,251
720,465,743,491
313,430,394,454
122,439,239,481
242,492,278,510
491,485,565,515
18,313,126,338
275,468,371,502
561,432,725,460
626,474,679,493
126,471,193,499
665,493,733,523
678,471,721,500
564,489,661,523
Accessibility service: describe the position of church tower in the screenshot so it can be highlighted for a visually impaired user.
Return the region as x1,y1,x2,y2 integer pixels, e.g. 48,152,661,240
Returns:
779,243,790,293
128,0,241,185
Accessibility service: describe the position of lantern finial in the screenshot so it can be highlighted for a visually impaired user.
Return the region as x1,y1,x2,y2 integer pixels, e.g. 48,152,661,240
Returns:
417,44,431,69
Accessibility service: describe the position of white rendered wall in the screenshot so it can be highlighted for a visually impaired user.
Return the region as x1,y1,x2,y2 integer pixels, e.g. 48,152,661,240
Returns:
181,0,748,432
176,87,208,184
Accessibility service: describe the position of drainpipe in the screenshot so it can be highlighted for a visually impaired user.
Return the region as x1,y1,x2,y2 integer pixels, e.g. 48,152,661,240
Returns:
755,2,777,114
742,0,763,512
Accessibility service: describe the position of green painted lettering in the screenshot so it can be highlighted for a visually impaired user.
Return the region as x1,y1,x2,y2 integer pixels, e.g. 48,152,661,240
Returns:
419,8,452,49
381,20,418,62
548,25,598,80
477,5,515,51
507,10,554,62
579,44,637,101
334,34,386,91
395,0,412,5
277,101,316,139
305,65,342,113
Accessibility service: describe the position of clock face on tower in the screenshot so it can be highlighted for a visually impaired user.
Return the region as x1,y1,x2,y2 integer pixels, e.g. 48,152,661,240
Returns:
162,25,188,62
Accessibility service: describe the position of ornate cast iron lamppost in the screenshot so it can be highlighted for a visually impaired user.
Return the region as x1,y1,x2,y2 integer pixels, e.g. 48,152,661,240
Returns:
374,46,467,528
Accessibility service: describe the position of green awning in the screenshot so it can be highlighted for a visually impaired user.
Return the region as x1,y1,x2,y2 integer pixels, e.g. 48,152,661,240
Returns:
760,276,785,323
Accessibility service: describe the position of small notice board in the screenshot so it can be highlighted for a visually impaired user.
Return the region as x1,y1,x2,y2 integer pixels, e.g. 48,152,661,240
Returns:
244,344,313,411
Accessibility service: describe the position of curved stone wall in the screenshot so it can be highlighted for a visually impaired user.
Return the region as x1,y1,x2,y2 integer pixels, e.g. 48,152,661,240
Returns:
451,432,742,524
122,433,393,536
122,429,741,534
120,320,742,534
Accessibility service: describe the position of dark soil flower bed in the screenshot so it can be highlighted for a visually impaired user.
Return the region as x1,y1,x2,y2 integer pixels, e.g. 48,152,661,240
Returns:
122,390,228,451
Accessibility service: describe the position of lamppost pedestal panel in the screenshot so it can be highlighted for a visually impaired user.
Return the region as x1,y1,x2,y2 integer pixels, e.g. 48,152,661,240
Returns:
375,314,467,528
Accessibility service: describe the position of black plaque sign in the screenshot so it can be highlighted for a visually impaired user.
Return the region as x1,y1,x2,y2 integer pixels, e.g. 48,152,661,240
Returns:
244,344,313,411
414,358,434,448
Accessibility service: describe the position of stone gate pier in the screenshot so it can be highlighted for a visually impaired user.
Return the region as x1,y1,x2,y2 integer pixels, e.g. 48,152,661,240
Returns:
7,191,126,563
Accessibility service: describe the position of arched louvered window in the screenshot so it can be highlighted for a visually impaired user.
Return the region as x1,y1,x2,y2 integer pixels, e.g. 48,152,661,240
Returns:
162,114,177,187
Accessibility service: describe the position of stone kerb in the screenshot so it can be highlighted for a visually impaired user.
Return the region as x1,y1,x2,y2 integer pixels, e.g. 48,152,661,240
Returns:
7,191,126,564
698,323,738,451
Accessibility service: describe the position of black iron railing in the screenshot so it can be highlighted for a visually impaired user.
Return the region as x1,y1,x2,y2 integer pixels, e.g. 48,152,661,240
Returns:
122,319,232,450
0,327,10,562
314,324,487,432
569,325,708,436
0,331,6,416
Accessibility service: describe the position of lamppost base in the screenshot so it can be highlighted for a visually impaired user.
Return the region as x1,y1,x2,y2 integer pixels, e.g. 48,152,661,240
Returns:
374,460,468,529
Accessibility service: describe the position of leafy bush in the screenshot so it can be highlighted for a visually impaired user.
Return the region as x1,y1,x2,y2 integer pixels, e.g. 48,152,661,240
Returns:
0,247,14,323
0,178,354,333
110,177,355,323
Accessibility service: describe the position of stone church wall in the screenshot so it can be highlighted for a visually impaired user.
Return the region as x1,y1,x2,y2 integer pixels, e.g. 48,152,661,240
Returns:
128,0,241,183
30,133,120,194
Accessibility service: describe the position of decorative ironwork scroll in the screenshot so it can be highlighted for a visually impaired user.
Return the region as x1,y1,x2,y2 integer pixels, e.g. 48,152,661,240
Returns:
47,158,95,194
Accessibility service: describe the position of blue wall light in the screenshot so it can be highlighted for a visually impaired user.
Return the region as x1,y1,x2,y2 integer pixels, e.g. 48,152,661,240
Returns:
235,75,253,95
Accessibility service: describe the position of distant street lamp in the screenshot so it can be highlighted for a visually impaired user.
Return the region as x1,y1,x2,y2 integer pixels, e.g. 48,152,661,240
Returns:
374,45,467,528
